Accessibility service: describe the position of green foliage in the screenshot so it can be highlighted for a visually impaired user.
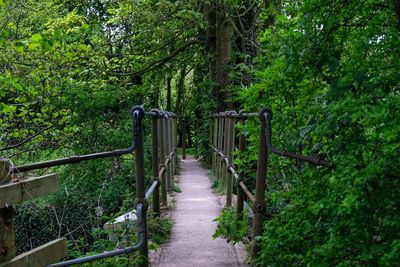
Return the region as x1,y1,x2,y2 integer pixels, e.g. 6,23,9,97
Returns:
2,0,399,265
147,213,173,246
235,0,400,266
171,182,182,193
213,207,248,244
210,174,226,195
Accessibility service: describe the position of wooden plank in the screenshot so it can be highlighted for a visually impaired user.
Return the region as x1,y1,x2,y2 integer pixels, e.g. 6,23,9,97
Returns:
0,238,67,267
0,207,15,262
0,174,60,208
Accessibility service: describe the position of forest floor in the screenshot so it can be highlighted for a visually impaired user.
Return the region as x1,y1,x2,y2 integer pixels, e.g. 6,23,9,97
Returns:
150,157,247,266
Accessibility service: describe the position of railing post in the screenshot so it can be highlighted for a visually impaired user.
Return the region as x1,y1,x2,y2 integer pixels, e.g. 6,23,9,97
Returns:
168,116,174,186
216,116,221,178
215,114,221,178
151,109,160,217
223,113,229,185
226,112,235,207
212,117,218,174
171,116,175,178
164,115,171,191
158,113,167,206
251,109,268,264
182,118,186,160
173,117,178,173
237,112,246,221
209,117,213,168
132,106,148,267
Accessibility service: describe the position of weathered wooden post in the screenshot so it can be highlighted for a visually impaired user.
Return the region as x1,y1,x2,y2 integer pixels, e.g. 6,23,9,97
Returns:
164,114,172,191
212,117,218,174
0,206,15,262
209,116,213,169
132,106,148,267
226,111,235,207
173,117,178,174
170,116,175,178
223,112,230,185
158,113,167,206
181,118,186,160
168,115,174,184
218,114,224,180
251,109,268,264
151,109,160,217
237,111,246,220
216,114,222,179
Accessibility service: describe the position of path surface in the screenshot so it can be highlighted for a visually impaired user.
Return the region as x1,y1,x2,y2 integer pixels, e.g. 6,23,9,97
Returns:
153,158,244,267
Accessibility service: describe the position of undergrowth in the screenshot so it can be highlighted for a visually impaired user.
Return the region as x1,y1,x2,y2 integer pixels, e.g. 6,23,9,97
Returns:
213,207,248,244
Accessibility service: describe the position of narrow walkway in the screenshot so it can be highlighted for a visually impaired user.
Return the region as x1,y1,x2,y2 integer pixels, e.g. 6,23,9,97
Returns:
153,158,243,267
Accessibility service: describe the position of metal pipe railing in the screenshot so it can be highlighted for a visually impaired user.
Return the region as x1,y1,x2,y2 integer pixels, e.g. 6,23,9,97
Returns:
48,203,146,267
1,106,178,267
263,111,334,168
12,108,142,173
209,107,334,264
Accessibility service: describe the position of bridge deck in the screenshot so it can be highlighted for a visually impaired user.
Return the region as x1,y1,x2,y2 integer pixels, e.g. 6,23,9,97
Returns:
153,158,246,266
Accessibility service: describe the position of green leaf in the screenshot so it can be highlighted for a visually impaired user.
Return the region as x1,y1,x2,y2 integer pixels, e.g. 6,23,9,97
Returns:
31,33,42,42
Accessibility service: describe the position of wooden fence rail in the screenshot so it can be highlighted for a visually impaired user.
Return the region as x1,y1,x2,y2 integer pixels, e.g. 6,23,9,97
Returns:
0,107,178,267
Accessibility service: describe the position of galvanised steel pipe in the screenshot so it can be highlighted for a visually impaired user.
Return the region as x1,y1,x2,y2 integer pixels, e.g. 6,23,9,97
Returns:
263,111,334,168
146,111,177,118
209,112,259,118
132,106,148,267
239,182,256,203
145,180,160,201
48,202,147,266
13,108,141,173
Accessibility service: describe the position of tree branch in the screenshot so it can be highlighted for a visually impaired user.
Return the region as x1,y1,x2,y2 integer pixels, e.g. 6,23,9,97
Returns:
0,126,52,152
107,39,202,77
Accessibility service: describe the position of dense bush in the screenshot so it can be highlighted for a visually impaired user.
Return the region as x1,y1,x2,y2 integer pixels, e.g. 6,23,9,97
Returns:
235,0,400,265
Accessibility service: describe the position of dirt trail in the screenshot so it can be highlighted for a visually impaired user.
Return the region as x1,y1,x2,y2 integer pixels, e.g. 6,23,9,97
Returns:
152,158,245,267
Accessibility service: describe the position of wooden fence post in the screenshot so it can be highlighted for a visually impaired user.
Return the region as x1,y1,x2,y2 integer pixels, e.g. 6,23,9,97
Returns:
164,116,172,191
212,117,218,174
223,113,230,184
226,112,235,207
237,113,246,221
158,114,167,206
173,117,178,173
251,109,268,263
171,117,175,178
151,109,160,217
0,206,15,262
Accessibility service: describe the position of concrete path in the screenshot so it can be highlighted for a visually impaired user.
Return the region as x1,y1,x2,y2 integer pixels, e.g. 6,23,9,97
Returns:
153,158,244,267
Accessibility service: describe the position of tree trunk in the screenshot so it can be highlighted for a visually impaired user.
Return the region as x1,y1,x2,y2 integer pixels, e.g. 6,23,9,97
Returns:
166,76,172,111
395,0,400,31
215,3,232,110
